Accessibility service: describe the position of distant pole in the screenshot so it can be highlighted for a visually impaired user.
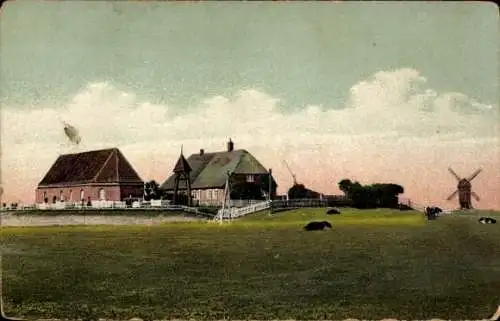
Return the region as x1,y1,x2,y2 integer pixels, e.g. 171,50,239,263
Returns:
220,170,231,224
268,169,272,215
220,183,227,224
268,169,272,201
227,170,232,222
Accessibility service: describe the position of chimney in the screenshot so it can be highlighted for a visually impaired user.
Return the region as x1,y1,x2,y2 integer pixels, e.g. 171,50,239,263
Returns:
227,138,234,152
200,149,204,156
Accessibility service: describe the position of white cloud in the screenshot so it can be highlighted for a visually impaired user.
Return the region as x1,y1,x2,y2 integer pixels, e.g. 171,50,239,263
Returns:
1,68,499,207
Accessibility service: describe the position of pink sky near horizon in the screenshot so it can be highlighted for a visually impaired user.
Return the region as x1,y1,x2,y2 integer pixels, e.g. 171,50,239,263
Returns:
3,137,499,211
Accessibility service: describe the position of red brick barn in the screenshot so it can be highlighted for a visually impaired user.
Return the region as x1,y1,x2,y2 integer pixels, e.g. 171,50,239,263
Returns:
36,148,144,204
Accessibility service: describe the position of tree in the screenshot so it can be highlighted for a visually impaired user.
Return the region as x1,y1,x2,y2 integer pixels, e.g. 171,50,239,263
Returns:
348,182,371,209
144,180,165,201
338,179,405,209
379,183,404,208
338,179,353,194
338,179,365,206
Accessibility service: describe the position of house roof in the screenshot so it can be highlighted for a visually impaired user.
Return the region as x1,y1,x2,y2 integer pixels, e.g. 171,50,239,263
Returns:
38,148,143,187
173,154,192,173
161,149,274,190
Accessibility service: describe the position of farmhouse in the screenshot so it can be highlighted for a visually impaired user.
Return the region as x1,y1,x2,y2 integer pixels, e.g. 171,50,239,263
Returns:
161,139,277,206
36,148,144,204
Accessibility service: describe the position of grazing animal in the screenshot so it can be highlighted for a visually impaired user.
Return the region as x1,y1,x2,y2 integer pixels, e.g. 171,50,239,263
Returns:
326,208,341,215
398,204,413,211
479,217,497,224
429,206,443,215
425,206,443,220
304,221,332,231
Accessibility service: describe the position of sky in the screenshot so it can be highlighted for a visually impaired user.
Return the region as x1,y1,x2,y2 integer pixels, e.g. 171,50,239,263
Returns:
0,1,499,210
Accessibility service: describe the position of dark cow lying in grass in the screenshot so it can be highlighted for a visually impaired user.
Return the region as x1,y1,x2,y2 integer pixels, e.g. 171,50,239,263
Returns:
304,221,332,231
479,217,497,224
425,206,442,220
326,208,341,215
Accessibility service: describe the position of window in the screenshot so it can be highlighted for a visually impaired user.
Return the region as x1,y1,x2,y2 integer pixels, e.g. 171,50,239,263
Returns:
60,190,64,201
99,188,106,201
246,175,255,183
80,189,85,201
69,189,73,201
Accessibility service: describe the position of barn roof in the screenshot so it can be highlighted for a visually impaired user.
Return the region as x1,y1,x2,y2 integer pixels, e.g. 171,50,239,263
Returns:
38,148,143,187
161,149,273,190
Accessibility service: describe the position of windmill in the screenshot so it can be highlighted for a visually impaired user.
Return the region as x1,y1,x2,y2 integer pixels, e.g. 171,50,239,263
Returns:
446,167,482,210
282,160,298,186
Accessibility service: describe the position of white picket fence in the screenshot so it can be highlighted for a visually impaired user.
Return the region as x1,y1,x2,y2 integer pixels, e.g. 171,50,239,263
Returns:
19,199,174,211
216,200,271,220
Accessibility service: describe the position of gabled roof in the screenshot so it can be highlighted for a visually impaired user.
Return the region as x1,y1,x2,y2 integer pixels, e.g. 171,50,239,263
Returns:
161,149,274,190
38,148,143,187
173,154,192,173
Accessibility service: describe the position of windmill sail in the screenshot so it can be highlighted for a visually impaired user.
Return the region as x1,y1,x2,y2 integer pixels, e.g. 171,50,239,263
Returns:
446,190,458,200
448,167,461,181
467,169,482,182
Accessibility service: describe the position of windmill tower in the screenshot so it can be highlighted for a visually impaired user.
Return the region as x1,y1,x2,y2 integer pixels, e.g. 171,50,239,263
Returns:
446,167,482,210
282,160,298,186
283,160,300,201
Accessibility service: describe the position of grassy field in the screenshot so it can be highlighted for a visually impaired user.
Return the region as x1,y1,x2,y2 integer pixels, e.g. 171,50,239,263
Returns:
1,208,499,320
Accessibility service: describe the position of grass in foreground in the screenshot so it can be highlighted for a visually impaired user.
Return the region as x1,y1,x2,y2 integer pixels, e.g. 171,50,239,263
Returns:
1,208,499,320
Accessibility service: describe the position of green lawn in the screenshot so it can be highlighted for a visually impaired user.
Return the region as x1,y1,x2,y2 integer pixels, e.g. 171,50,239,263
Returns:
1,208,499,320
245,207,425,225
